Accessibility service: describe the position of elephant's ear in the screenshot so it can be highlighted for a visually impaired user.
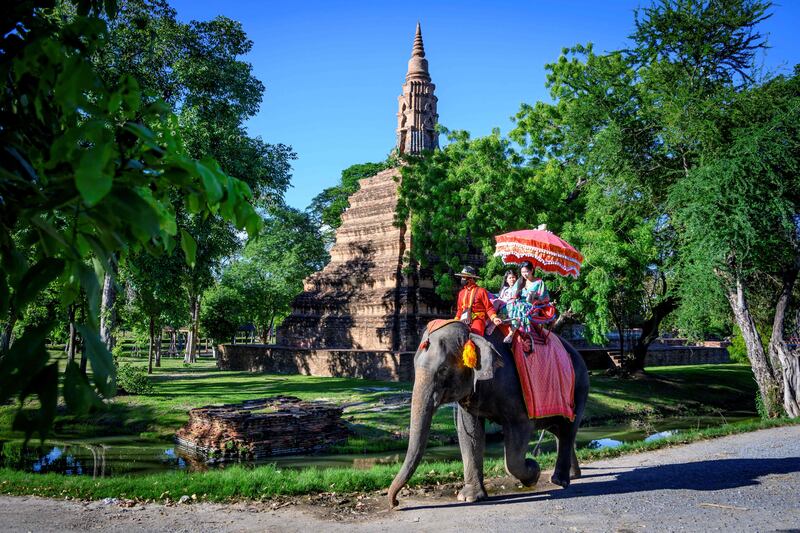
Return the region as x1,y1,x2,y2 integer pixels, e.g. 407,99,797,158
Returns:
469,334,501,381
417,329,431,353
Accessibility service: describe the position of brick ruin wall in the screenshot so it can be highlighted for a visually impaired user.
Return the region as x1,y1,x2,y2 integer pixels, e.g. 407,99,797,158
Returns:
218,344,729,380
217,344,415,381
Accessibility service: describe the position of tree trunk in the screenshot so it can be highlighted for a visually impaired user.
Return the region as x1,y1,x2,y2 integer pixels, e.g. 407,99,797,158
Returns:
67,304,77,365
768,259,800,418
78,303,88,374
168,329,177,356
184,295,199,363
155,327,162,368
629,296,679,372
100,270,117,350
79,338,88,374
147,315,155,375
0,308,16,353
268,315,275,343
725,275,783,417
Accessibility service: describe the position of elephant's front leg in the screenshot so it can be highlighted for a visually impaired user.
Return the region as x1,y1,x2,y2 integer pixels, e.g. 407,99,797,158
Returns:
503,422,541,487
455,405,487,502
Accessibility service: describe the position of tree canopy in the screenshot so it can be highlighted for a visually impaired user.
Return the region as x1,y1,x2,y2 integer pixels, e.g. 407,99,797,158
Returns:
212,206,328,344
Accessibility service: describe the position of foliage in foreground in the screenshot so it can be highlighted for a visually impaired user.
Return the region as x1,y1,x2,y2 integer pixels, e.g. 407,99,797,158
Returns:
0,0,261,440
0,418,794,502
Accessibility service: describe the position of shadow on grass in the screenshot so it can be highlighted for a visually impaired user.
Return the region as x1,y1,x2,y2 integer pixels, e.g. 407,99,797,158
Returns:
52,402,158,439
586,366,758,421
148,372,408,404
398,457,800,511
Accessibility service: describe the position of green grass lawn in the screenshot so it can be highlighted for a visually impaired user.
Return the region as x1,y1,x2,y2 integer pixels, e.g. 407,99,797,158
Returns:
0,355,759,453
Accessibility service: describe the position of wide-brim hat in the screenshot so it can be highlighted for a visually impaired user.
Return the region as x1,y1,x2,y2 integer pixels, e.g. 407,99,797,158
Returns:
454,266,480,279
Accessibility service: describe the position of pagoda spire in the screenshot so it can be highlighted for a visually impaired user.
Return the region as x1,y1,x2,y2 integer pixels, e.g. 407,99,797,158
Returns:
397,23,438,154
412,22,425,57
405,22,430,82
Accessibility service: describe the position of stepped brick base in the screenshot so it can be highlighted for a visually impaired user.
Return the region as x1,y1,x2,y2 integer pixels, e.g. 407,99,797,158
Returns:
277,167,452,352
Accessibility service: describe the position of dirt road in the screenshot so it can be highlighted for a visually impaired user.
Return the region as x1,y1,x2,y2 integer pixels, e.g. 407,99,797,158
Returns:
2,425,799,532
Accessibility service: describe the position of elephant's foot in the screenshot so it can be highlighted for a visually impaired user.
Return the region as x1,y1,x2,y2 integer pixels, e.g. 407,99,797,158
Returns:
509,458,541,487
550,471,571,488
457,484,487,503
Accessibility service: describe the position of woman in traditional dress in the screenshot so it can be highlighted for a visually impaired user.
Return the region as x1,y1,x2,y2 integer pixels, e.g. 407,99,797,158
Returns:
504,260,555,342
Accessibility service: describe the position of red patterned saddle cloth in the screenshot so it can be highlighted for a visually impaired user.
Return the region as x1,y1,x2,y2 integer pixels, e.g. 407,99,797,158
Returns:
425,319,465,336
512,334,575,420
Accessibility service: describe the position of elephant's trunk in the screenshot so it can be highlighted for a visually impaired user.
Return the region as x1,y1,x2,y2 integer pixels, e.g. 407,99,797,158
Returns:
388,370,436,507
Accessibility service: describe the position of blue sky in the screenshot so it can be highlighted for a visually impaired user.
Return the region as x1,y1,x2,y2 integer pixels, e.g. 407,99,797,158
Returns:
168,1,800,210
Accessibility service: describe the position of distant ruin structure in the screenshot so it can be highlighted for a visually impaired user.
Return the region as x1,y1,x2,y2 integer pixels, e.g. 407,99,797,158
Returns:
276,23,448,354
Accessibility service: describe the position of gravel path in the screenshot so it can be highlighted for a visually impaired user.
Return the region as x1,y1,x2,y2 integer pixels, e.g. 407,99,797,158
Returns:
2,425,799,532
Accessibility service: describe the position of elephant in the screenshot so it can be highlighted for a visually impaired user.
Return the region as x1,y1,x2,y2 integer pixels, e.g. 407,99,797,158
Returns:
388,321,589,507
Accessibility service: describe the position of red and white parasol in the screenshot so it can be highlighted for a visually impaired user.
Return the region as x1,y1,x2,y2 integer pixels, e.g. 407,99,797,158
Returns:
494,228,584,278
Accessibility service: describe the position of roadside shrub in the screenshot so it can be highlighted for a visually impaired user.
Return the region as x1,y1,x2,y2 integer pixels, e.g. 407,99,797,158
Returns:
111,344,126,363
117,363,153,395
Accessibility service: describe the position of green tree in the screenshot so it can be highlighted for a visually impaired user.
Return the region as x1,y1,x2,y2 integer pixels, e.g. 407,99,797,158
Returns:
120,249,185,374
0,0,261,441
398,128,587,310
669,70,800,417
222,206,329,342
199,285,244,356
507,0,777,375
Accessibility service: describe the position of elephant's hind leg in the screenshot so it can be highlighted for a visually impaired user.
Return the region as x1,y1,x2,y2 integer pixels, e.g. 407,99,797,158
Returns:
455,405,487,503
570,446,581,479
551,421,578,488
503,422,540,487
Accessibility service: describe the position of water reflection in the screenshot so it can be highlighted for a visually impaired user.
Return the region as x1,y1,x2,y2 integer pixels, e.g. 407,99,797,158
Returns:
0,415,753,478
0,439,195,478
644,430,678,442
587,438,624,450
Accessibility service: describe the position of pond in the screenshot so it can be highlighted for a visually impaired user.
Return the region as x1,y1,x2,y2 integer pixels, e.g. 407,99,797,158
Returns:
0,413,756,478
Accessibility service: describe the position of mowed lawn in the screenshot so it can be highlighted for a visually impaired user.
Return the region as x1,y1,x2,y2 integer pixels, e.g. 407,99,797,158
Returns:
0,354,759,451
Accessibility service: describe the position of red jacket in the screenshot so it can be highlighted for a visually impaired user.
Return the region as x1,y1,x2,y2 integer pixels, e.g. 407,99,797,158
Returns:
454,283,498,322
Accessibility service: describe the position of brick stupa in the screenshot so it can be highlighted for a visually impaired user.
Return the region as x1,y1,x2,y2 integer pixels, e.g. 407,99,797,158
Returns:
277,23,449,352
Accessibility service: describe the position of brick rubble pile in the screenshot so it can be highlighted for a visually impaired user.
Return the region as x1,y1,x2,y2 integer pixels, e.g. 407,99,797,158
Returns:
175,396,348,461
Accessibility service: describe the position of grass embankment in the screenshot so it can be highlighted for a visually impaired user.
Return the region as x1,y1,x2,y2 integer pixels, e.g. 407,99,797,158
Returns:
1,418,795,502
0,357,759,453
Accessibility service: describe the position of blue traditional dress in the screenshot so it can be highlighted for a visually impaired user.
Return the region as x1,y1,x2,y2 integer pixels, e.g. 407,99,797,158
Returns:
506,278,555,333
